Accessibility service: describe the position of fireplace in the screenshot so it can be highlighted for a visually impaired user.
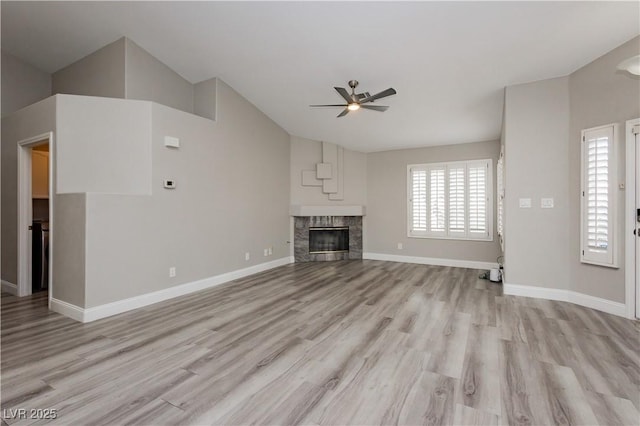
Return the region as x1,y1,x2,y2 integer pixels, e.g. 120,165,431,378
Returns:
293,216,362,262
309,227,349,254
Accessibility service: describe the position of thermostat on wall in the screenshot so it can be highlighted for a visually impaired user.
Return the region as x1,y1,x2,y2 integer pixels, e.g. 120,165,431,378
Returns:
163,179,176,189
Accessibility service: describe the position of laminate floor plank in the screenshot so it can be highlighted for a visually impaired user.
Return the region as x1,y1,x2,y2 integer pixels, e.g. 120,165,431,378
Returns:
396,370,458,426
585,390,640,426
1,260,638,425
458,324,501,415
453,404,500,426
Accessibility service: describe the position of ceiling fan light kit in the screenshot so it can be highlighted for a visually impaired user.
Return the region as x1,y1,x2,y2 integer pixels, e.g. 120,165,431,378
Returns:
311,80,397,117
617,55,640,76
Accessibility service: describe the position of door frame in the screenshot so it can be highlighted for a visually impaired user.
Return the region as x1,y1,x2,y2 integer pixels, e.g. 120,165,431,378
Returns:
624,118,640,319
17,132,54,308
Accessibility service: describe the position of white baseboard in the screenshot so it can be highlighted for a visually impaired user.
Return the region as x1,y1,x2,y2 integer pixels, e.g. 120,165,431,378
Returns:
502,282,569,301
1,280,18,295
363,252,499,270
570,291,627,317
503,282,627,318
50,298,85,322
51,256,294,323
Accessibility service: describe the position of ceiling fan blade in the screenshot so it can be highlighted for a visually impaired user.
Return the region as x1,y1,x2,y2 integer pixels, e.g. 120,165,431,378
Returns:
337,108,350,118
360,88,397,104
310,104,348,107
334,87,354,103
360,105,389,112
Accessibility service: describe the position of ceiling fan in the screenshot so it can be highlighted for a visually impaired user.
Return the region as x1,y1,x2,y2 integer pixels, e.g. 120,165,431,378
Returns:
310,80,397,117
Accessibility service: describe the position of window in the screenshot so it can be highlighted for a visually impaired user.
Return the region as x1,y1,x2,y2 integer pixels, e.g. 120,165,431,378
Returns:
581,124,618,267
408,159,493,241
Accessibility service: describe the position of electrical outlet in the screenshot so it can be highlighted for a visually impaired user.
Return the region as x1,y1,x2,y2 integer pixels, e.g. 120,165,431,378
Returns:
541,198,554,209
169,267,176,278
264,248,268,257
268,247,273,255
397,243,403,250
245,252,250,261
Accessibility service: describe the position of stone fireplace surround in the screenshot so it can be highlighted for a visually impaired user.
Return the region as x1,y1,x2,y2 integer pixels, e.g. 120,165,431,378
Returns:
294,215,363,262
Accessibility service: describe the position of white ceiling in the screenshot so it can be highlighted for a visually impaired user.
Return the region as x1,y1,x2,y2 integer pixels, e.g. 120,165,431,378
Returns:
2,2,639,152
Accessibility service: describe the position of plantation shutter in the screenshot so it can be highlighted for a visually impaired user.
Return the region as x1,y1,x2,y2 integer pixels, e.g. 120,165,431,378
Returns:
408,159,492,240
410,168,427,233
581,125,616,266
468,162,488,237
587,135,609,251
429,167,446,233
448,166,466,234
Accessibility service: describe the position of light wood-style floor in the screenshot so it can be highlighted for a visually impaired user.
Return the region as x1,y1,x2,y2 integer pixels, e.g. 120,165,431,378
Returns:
1,260,639,425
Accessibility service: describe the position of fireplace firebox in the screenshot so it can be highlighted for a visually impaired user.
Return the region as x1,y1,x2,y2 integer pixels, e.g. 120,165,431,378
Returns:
309,227,349,254
293,216,362,262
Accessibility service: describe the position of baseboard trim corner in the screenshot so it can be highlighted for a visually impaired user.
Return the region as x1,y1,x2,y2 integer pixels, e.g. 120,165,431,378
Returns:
363,252,499,270
1,280,18,295
50,298,85,322
503,282,627,318
56,256,294,323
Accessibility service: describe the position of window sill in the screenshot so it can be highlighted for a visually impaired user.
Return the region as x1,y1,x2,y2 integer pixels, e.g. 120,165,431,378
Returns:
580,258,619,269
408,233,493,242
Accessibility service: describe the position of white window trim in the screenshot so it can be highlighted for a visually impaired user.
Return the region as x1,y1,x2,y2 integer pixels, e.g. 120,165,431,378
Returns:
580,123,619,268
407,159,494,242
497,147,505,251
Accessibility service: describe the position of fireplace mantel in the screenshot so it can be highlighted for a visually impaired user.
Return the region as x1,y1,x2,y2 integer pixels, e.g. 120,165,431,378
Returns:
289,205,366,217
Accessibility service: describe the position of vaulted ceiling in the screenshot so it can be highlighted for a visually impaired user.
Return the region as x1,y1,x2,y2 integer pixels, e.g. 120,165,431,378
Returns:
2,1,639,152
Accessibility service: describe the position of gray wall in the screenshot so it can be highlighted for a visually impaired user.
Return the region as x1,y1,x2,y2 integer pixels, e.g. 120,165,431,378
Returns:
1,97,88,306
51,37,199,117
1,51,51,117
290,135,367,206
56,95,152,195
52,38,126,99
503,77,571,290
1,97,56,286
194,78,217,121
124,39,195,114
82,80,290,308
54,193,86,307
568,36,640,302
366,140,501,263
2,81,290,309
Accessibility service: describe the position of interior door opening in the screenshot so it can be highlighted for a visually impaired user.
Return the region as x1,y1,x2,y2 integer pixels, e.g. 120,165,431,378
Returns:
31,144,50,295
17,132,53,309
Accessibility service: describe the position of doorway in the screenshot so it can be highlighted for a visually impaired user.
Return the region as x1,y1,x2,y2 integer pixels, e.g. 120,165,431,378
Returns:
625,118,640,319
17,132,54,309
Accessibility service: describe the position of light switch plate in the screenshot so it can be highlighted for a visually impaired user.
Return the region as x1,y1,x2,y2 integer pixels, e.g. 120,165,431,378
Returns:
519,198,532,208
541,198,554,208
164,136,180,148
163,179,176,189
